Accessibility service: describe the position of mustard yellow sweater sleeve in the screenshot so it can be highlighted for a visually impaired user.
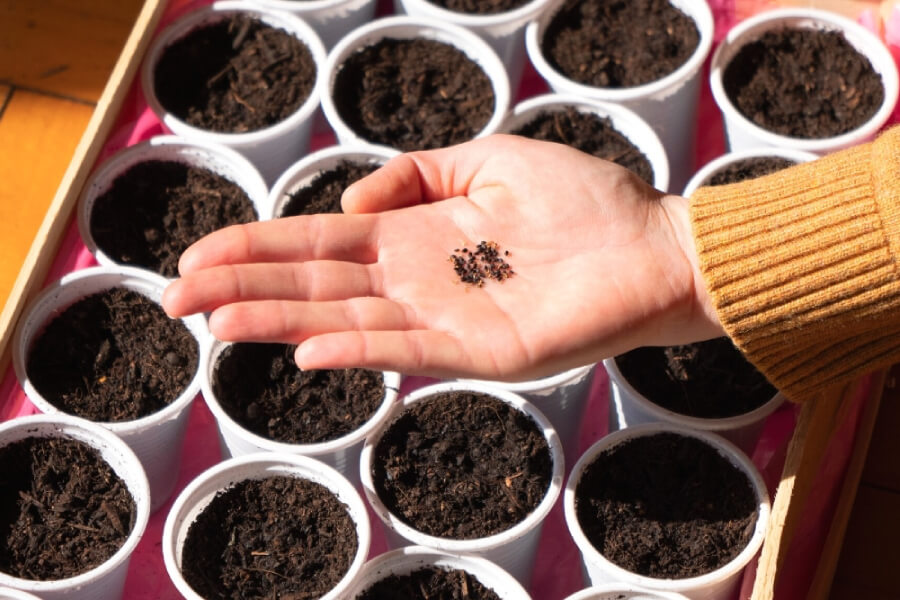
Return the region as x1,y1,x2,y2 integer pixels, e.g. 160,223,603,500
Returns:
689,125,900,402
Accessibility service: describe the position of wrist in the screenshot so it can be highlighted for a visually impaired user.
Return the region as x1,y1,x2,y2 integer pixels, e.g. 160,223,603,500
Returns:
660,193,725,341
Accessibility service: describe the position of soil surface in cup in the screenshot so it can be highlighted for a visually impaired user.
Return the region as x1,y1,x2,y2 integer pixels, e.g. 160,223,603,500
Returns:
181,475,357,599
703,155,795,187
280,160,380,216
614,337,777,418
542,0,699,88
90,160,257,277
333,38,495,151
575,432,758,578
0,436,135,580
356,566,501,599
427,0,531,14
372,390,552,539
722,27,884,138
154,14,316,133
512,107,654,184
26,287,199,422
213,343,386,443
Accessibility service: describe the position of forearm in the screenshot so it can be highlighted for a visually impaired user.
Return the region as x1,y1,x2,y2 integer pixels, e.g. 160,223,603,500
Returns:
689,126,900,401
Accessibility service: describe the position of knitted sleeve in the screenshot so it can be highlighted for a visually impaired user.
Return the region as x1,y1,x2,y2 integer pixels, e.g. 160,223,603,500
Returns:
689,126,900,402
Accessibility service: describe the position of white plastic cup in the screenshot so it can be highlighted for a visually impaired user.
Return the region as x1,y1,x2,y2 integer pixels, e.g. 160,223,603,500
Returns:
243,0,378,49
12,266,209,512
268,143,399,218
0,589,42,600
458,363,597,474
0,414,151,600
200,336,402,488
681,147,820,198
709,8,900,155
564,586,690,600
565,423,770,600
360,381,564,587
78,135,270,276
320,15,512,148
345,546,532,599
142,1,328,184
603,357,784,456
525,0,714,193
163,453,370,600
394,0,555,94
499,93,670,191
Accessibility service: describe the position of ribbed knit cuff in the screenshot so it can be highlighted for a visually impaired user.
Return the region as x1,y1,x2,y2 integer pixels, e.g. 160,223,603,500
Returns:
690,127,900,401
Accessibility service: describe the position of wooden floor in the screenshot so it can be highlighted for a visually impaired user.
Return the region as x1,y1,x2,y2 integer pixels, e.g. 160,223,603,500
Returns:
0,1,898,598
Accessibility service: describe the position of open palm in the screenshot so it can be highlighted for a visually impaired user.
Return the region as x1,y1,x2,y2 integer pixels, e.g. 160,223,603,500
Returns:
162,135,722,380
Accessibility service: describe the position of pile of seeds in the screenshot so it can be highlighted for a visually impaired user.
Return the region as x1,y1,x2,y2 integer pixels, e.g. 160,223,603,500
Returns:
449,241,515,287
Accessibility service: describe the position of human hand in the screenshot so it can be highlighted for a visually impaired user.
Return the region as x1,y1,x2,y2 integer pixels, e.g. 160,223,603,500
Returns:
162,134,723,380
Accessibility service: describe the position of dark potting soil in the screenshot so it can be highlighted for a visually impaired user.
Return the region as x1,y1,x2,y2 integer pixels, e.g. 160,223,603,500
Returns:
356,566,501,600
722,27,884,138
512,108,654,184
26,287,199,422
426,0,530,15
280,160,380,217
332,38,496,151
0,437,135,580
614,337,777,419
153,14,316,133
575,432,758,578
704,156,796,187
90,160,257,277
212,343,386,443
542,0,700,88
372,391,552,539
181,476,357,599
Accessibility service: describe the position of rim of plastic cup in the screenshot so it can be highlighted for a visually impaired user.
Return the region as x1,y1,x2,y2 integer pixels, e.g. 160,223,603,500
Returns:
564,422,770,594
162,452,370,600
459,362,595,395
360,380,564,554
525,0,714,102
12,265,208,435
563,585,691,600
348,546,531,599
681,146,820,197
200,335,402,455
141,1,327,148
499,93,671,191
709,8,900,153
77,135,271,273
0,414,151,593
268,143,400,219
399,0,555,27
320,15,512,147
602,357,785,433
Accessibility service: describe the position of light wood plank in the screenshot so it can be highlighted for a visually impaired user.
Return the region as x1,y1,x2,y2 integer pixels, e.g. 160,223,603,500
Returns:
0,0,167,378
0,90,93,308
830,485,900,592
0,0,145,102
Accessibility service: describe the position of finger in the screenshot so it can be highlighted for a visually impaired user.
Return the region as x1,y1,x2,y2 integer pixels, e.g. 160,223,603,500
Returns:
293,330,479,378
178,213,379,274
162,261,380,317
342,145,476,213
206,298,415,342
